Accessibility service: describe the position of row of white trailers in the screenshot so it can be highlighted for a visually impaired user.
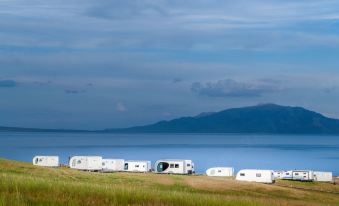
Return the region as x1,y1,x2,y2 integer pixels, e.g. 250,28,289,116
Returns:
33,156,195,174
32,156,333,183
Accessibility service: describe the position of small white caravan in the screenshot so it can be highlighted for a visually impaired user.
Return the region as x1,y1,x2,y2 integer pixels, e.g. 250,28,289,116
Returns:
101,159,125,172
206,167,234,177
236,169,275,183
292,170,314,181
155,159,195,174
314,171,333,182
33,156,59,167
69,156,102,171
281,170,293,179
274,170,293,180
273,171,284,179
124,160,151,172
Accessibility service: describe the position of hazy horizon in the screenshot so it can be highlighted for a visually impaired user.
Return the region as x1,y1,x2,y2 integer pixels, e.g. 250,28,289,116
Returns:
1,1,339,130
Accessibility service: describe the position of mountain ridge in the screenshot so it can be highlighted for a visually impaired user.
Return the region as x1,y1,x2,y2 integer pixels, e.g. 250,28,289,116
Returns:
2,104,339,134
105,104,339,134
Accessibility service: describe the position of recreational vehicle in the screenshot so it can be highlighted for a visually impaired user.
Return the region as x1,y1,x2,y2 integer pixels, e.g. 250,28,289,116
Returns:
274,170,293,180
236,169,275,183
314,171,333,182
101,159,125,172
155,159,195,174
206,167,234,177
292,170,314,181
124,160,151,172
69,156,102,171
33,156,59,167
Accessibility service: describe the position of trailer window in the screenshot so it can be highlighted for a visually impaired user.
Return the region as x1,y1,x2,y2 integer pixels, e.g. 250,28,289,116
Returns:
102,162,105,166
286,173,289,175
240,173,245,176
35,158,39,164
135,165,139,168
187,164,191,167
170,164,174,168
77,160,81,164
175,164,179,168
39,158,42,162
124,163,128,170
295,173,299,175
256,173,261,177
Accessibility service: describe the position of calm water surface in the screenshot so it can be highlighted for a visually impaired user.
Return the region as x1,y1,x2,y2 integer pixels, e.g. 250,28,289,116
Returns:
0,132,338,175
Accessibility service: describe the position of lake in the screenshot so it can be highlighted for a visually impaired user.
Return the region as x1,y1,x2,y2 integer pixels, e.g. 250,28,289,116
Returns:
0,132,338,175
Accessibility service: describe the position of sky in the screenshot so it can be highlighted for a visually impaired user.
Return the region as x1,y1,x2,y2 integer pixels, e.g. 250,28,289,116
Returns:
1,0,339,130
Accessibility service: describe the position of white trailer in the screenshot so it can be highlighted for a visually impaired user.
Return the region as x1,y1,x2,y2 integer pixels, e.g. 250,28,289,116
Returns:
33,156,59,167
155,159,195,174
292,170,314,181
124,160,151,172
236,169,275,183
273,171,284,179
102,159,125,172
69,156,102,171
314,171,333,182
206,167,234,177
274,170,293,180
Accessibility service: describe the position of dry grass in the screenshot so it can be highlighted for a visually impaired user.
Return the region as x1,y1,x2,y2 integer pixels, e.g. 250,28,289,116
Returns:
0,158,339,206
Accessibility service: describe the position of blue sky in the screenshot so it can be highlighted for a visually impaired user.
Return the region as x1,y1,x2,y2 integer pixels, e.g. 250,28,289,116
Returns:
1,0,339,129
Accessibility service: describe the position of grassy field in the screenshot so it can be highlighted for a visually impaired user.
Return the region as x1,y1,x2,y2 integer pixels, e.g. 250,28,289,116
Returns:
0,159,338,206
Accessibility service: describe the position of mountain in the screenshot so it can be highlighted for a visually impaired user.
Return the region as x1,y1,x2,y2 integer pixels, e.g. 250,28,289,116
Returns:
106,104,339,134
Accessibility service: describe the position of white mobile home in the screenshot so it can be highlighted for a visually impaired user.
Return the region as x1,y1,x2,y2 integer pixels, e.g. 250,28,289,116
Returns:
292,170,314,181
69,156,102,171
124,160,151,172
236,169,275,183
274,170,293,180
33,156,59,167
206,167,234,177
314,171,333,182
155,159,195,174
101,159,125,172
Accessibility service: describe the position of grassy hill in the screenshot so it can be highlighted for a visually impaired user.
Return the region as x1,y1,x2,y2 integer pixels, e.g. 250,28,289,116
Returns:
0,159,338,206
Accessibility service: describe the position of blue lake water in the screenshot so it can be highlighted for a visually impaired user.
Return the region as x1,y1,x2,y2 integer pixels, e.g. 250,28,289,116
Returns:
0,132,338,175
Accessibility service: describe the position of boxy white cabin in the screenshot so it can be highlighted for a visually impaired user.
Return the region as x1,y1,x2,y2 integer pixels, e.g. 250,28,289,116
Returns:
236,169,275,183
33,156,59,167
206,167,234,177
69,156,102,171
101,159,125,172
314,171,333,182
292,170,314,181
124,160,151,172
155,159,195,174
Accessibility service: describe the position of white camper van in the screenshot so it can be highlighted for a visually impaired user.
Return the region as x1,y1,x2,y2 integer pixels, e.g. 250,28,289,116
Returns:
124,160,151,172
69,156,102,171
236,169,275,183
206,167,234,177
33,156,59,167
101,159,125,172
314,171,333,182
292,170,314,181
155,159,195,174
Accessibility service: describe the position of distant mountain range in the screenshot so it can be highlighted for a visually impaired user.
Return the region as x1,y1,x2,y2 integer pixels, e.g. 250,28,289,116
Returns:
2,104,339,134
106,104,339,134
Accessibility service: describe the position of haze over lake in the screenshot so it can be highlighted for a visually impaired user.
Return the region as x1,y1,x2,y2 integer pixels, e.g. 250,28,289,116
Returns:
1,132,338,175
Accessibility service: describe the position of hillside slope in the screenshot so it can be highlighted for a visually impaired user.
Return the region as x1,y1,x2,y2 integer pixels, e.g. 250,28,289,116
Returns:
0,159,339,206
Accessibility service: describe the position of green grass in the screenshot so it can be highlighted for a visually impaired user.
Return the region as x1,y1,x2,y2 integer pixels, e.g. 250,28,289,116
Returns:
0,159,338,206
